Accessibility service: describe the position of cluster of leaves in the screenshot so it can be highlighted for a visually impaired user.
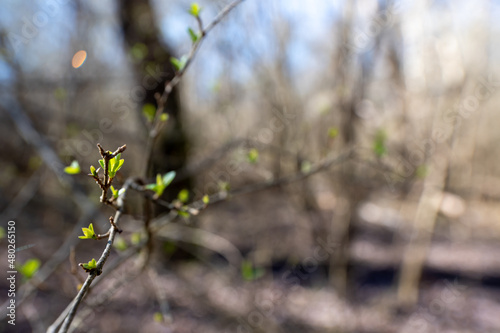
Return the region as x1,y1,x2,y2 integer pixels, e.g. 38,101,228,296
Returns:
146,171,176,198
169,3,203,72
79,223,97,240
98,153,124,179
80,258,97,273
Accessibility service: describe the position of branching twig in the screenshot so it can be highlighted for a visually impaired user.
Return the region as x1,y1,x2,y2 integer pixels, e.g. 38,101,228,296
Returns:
139,0,245,271
142,148,354,215
143,0,245,176
47,171,131,333
95,143,127,205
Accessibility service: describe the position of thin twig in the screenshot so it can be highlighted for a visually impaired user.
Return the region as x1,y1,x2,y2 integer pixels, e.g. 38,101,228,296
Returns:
138,148,355,215
97,143,127,204
48,181,131,333
143,0,245,176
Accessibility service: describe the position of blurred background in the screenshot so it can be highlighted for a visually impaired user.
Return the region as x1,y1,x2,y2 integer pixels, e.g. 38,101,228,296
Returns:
1,0,500,332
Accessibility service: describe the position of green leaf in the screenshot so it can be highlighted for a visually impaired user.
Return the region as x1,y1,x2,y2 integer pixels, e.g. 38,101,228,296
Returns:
219,181,230,191
373,129,387,157
328,127,339,138
162,171,176,186
145,183,158,193
0,226,5,239
130,42,148,61
79,223,97,240
154,312,163,323
81,258,97,271
188,3,202,17
416,165,428,179
187,27,199,43
89,165,97,176
113,236,127,251
18,258,40,279
170,57,181,71
247,148,259,164
146,171,176,197
110,186,119,199
98,159,105,169
300,160,312,174
241,260,265,281
160,113,169,122
170,56,187,71
142,103,156,122
202,195,210,205
64,160,81,174
108,154,124,178
178,189,189,203
131,232,142,245
177,210,190,218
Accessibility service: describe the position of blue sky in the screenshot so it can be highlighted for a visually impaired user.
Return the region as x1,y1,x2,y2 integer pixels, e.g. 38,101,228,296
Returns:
1,0,500,92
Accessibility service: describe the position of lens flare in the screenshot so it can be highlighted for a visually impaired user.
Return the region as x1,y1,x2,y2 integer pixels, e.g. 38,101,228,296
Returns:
72,50,87,69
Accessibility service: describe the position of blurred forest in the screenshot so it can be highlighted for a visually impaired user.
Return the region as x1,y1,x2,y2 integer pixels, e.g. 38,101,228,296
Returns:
1,0,500,332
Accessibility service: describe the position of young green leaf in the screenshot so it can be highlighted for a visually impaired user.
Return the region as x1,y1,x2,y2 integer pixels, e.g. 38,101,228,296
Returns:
160,113,169,122
301,160,312,174
113,236,128,251
170,57,181,71
81,258,97,272
145,171,176,197
188,3,202,17
98,159,105,169
178,189,190,203
79,223,97,240
108,154,124,178
162,171,176,186
130,42,148,61
202,195,210,205
241,260,265,281
64,160,81,174
154,312,164,323
89,165,97,177
18,258,41,279
170,56,187,71
416,165,428,179
187,27,199,42
247,148,259,164
177,210,190,218
110,186,119,199
142,103,156,122
131,232,142,245
373,129,387,157
219,181,230,191
328,127,339,138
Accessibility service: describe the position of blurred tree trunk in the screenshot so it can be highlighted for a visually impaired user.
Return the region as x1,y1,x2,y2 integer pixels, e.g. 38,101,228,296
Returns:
119,0,191,208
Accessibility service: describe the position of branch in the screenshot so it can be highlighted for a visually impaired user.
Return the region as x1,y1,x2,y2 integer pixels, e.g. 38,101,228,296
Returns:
140,148,355,223
47,180,131,333
143,0,245,175
0,96,106,319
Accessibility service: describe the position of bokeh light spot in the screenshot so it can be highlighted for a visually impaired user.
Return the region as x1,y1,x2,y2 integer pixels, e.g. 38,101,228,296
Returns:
72,50,87,68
